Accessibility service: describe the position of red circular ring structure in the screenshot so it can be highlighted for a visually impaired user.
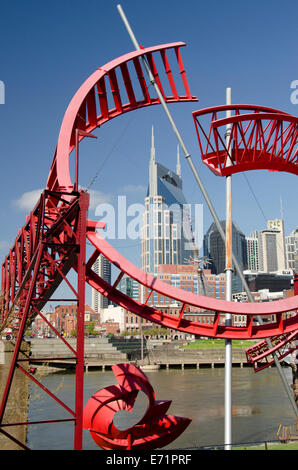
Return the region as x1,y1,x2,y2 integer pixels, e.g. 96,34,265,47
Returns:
1,44,298,342
49,49,298,341
192,104,297,177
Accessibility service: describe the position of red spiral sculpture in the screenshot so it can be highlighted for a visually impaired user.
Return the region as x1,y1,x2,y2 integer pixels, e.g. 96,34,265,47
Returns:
83,363,191,450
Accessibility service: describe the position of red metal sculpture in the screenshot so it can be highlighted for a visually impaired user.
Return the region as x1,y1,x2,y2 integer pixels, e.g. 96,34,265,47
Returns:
192,105,298,370
245,331,298,372
245,274,298,372
85,227,298,340
47,42,197,195
192,105,297,177
0,39,297,450
0,42,196,450
83,363,191,450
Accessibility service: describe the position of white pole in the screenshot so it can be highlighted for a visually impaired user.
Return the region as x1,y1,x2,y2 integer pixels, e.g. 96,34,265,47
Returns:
224,87,233,450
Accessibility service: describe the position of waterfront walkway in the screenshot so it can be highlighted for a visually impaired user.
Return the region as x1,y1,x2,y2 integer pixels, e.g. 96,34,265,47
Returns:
28,337,256,372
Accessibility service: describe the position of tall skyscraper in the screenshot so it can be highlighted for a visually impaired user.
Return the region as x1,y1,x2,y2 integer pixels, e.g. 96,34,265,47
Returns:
203,220,247,275
246,219,287,274
267,219,286,271
203,220,247,293
246,233,260,271
118,275,140,301
91,255,111,312
141,127,197,274
285,228,298,271
258,230,280,272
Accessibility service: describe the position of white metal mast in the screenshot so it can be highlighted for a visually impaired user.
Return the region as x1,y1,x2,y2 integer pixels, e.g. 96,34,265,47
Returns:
224,87,233,450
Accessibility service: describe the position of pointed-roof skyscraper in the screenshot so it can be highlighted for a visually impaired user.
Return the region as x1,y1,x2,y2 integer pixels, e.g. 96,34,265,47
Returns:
141,127,197,274
149,126,157,196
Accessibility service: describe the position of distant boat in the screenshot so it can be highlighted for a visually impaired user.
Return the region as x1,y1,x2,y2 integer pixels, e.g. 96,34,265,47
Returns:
136,330,160,370
139,363,160,371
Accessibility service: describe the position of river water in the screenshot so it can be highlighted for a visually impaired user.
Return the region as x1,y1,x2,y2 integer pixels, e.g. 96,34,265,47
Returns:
26,366,296,450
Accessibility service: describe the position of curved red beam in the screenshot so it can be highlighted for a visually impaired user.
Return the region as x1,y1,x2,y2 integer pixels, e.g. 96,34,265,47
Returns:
192,105,297,177
1,42,197,326
84,228,298,340
245,331,298,372
46,42,197,193
87,230,298,316
193,104,291,118
83,363,191,450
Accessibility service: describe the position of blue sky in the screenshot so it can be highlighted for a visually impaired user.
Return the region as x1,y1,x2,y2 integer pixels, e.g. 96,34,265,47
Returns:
0,0,297,291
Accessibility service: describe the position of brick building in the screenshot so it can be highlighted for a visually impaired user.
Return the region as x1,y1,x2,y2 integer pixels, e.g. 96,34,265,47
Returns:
32,304,99,337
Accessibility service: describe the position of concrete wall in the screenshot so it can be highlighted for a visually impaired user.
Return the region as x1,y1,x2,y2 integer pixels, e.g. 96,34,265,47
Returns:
30,337,128,362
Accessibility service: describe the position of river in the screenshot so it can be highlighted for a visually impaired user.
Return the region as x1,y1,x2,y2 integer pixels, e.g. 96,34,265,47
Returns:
25,366,295,450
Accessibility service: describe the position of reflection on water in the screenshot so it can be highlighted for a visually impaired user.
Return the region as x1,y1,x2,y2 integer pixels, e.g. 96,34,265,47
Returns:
27,367,295,450
196,404,261,420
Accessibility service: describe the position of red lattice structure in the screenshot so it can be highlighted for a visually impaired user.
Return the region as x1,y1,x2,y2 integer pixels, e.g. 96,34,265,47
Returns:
85,229,298,340
0,42,197,450
245,331,298,373
0,42,298,450
47,42,197,194
245,274,298,372
192,104,298,372
192,105,298,177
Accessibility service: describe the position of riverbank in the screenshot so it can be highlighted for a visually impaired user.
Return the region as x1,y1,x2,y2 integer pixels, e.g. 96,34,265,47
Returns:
0,340,30,449
233,440,298,450
1,340,296,450
27,337,289,372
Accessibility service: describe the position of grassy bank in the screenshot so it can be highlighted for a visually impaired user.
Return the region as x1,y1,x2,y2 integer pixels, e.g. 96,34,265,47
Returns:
183,339,255,350
233,441,298,450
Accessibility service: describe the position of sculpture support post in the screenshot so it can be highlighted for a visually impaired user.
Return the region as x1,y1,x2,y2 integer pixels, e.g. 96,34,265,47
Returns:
224,88,232,450
74,192,89,450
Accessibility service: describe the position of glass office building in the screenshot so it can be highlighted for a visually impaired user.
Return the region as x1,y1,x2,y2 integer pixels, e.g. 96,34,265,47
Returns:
141,127,197,274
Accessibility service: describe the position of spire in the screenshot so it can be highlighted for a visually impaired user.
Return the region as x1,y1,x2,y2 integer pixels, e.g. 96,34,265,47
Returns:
149,125,157,196
176,144,181,177
150,125,155,163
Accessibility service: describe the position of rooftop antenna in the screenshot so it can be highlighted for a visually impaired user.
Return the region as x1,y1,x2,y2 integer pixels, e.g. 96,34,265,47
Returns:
185,256,212,297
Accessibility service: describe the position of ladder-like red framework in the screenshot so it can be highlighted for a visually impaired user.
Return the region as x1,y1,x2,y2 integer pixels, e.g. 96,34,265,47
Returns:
0,189,89,449
192,104,298,371
85,228,298,340
245,275,298,372
47,42,197,194
192,105,298,177
0,42,197,450
245,331,298,372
